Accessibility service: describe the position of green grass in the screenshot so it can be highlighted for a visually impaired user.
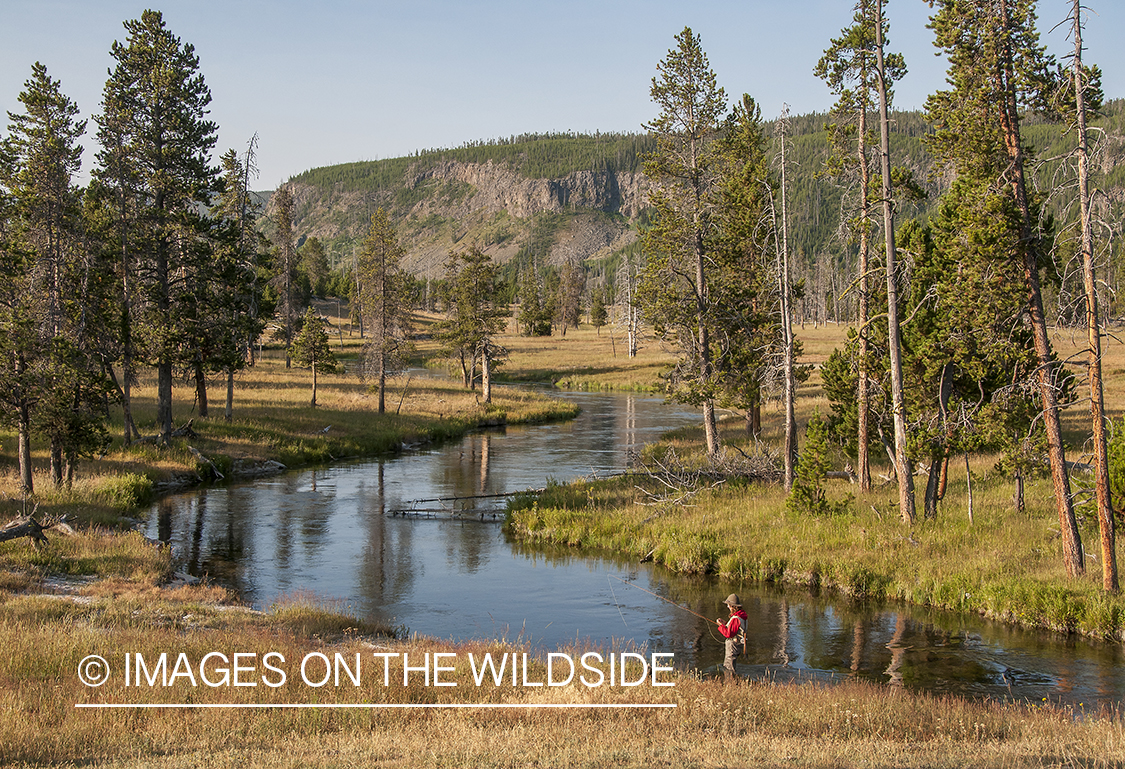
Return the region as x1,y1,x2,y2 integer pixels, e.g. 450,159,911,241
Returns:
508,433,1125,641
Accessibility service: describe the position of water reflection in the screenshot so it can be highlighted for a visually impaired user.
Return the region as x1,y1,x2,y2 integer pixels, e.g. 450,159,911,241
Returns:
144,389,1124,709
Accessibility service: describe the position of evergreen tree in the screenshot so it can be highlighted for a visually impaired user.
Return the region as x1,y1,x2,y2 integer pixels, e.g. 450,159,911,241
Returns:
517,258,552,336
590,286,608,335
435,246,508,403
299,236,331,298
357,209,412,413
710,95,784,439
289,307,336,408
926,0,1083,575
815,1,906,491
638,27,727,458
1,63,110,489
93,10,220,443
554,257,585,336
210,141,269,422
786,413,851,518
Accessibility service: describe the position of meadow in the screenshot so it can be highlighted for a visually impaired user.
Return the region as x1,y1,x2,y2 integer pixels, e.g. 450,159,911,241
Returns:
1,312,1124,767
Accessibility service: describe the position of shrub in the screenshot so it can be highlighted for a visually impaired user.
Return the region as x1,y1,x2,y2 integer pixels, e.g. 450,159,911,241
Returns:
786,414,852,518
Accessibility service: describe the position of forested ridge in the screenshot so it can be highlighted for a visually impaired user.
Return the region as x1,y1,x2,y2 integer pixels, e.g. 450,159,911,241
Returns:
279,100,1125,304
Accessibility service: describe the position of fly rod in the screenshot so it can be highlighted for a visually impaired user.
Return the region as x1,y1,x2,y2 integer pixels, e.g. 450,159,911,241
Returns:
609,575,714,622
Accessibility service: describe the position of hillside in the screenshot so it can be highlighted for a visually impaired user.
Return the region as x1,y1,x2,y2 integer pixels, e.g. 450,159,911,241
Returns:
265,103,1125,298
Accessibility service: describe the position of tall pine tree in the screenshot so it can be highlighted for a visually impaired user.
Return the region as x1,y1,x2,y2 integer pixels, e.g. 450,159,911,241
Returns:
93,10,220,443
357,209,412,413
926,0,1083,575
639,27,727,458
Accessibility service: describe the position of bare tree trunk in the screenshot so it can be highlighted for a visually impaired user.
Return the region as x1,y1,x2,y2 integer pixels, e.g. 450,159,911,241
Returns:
158,360,173,443
1013,468,1025,515
225,367,234,423
1072,0,1117,592
695,216,719,459
50,439,63,488
377,351,387,414
481,345,492,404
876,2,915,524
17,395,33,494
310,362,318,408
857,101,872,492
965,453,974,527
194,362,208,419
778,106,798,490
924,457,941,521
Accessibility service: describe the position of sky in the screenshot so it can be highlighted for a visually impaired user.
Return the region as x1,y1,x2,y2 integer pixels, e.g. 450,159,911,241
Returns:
2,1,1122,190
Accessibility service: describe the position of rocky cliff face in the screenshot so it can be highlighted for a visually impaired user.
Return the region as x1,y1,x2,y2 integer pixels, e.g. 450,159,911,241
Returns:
280,160,650,277
412,160,650,220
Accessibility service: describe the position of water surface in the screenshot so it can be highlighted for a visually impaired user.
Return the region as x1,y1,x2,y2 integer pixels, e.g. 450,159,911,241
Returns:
145,389,1124,708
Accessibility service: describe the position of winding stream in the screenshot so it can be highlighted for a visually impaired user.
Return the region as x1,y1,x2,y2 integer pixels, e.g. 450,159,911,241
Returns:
144,388,1124,709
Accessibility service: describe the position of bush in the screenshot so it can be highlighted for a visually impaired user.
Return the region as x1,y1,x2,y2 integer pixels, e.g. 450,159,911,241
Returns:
94,473,155,511
786,414,852,518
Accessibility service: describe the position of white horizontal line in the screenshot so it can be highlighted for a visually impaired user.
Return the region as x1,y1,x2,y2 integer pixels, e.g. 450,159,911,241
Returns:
76,702,677,709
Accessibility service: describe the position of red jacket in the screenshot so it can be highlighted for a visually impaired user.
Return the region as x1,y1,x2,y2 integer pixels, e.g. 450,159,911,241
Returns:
719,609,747,638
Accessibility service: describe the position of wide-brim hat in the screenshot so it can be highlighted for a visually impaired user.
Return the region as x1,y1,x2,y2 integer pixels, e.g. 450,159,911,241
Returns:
723,593,742,608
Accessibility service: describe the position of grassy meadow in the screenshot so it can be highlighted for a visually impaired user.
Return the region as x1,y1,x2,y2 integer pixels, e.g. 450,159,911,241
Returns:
2,309,1125,767
507,319,1125,641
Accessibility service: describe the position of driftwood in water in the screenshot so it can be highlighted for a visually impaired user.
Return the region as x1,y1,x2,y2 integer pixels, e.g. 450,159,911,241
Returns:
389,488,545,519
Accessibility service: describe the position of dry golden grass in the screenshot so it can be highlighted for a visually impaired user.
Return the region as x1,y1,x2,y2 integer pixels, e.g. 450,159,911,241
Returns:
0,587,1120,769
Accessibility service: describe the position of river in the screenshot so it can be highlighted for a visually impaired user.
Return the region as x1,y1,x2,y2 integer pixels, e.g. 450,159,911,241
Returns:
144,387,1125,709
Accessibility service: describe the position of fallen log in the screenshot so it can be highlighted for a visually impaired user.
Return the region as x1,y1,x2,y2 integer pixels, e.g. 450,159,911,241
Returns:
0,512,76,548
188,446,225,480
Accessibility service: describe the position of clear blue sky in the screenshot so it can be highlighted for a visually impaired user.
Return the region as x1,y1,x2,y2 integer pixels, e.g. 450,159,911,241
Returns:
2,1,1121,189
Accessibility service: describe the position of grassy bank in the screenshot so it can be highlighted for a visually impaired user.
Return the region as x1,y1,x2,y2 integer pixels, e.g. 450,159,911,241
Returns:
1,586,1121,769
503,321,1125,641
492,321,677,391
0,354,578,530
507,451,1125,640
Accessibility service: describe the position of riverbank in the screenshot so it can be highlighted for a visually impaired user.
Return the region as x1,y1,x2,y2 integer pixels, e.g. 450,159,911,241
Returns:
506,421,1125,643
499,320,1125,642
1,583,1120,769
0,358,578,530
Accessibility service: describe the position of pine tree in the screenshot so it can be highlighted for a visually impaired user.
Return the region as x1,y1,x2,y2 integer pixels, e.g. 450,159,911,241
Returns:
357,208,412,413
554,257,585,336
710,95,783,440
815,1,906,492
1,63,110,489
210,141,269,422
517,258,552,336
93,10,220,443
435,247,508,403
289,307,337,408
299,237,331,298
590,287,608,335
926,0,1084,576
786,412,852,518
639,27,727,458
